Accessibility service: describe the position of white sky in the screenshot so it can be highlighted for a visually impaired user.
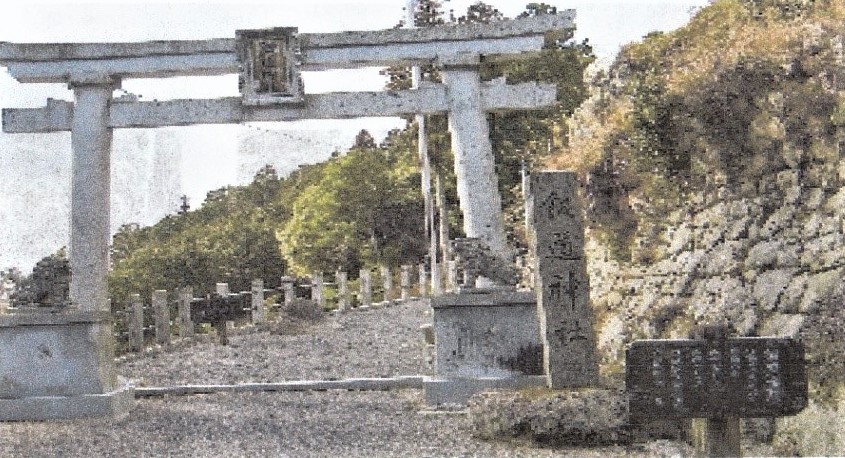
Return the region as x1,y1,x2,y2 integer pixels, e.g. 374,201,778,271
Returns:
0,0,707,270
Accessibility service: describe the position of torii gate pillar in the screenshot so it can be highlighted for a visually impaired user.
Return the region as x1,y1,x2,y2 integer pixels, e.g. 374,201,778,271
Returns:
443,57,508,285
69,74,117,313
0,75,133,421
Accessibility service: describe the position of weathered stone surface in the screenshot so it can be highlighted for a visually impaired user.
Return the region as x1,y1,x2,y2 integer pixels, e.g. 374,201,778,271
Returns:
803,187,825,210
450,237,519,288
527,171,599,388
745,239,800,269
0,311,132,420
801,233,844,272
6,82,559,133
152,289,170,346
251,279,265,324
753,268,797,311
444,66,508,263
759,312,805,338
779,273,808,313
701,241,744,277
799,268,843,313
466,388,632,446
430,291,542,379
359,269,372,306
755,204,797,241
178,287,194,338
69,79,115,313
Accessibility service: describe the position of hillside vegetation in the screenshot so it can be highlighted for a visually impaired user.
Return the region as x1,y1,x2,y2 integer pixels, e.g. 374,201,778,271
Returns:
552,0,845,259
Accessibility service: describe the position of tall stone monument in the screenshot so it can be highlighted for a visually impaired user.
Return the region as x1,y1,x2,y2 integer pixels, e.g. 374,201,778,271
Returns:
527,171,599,388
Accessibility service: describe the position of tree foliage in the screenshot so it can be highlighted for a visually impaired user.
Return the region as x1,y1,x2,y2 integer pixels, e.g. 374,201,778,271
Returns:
278,141,425,275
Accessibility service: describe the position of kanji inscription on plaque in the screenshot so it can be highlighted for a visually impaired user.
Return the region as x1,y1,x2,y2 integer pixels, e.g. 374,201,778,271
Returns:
626,338,808,420
236,27,303,105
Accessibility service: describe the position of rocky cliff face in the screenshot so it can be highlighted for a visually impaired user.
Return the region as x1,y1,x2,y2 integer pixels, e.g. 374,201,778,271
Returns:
587,163,845,395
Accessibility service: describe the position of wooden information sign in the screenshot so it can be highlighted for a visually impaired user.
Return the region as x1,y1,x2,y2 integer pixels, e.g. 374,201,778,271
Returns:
626,337,807,420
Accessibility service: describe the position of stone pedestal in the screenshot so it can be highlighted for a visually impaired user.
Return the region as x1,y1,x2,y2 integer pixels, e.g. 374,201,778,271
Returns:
0,309,133,420
424,289,545,405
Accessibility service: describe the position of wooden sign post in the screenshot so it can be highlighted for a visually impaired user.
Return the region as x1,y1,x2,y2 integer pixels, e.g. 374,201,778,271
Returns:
626,337,808,457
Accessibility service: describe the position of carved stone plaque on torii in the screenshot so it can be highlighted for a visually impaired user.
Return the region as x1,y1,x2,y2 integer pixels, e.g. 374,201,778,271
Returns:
0,12,576,420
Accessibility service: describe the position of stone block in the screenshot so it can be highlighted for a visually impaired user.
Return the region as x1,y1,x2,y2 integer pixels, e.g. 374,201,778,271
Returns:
431,290,542,379
0,310,133,420
526,171,599,388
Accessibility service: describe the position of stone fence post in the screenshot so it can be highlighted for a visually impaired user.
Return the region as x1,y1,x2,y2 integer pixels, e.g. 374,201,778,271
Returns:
281,276,295,306
251,279,265,325
381,265,392,302
336,271,350,311
129,293,144,352
447,260,458,292
400,265,411,301
178,287,194,338
418,263,428,298
359,269,372,306
152,289,170,347
311,272,324,309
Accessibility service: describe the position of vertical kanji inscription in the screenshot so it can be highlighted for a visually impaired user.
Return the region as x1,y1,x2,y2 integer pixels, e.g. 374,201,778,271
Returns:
527,171,599,388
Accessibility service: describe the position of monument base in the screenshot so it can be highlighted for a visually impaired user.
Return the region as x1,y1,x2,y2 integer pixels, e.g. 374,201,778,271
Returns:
423,375,546,406
0,308,133,421
430,289,542,378
426,289,544,406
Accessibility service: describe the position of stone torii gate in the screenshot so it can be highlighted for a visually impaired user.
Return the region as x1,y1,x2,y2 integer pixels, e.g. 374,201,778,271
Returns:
0,12,574,420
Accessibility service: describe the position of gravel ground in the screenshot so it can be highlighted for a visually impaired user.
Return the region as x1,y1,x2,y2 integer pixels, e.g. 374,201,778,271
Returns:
0,300,697,457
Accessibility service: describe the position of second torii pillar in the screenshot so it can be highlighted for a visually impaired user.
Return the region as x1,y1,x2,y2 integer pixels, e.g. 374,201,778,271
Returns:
443,56,508,276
